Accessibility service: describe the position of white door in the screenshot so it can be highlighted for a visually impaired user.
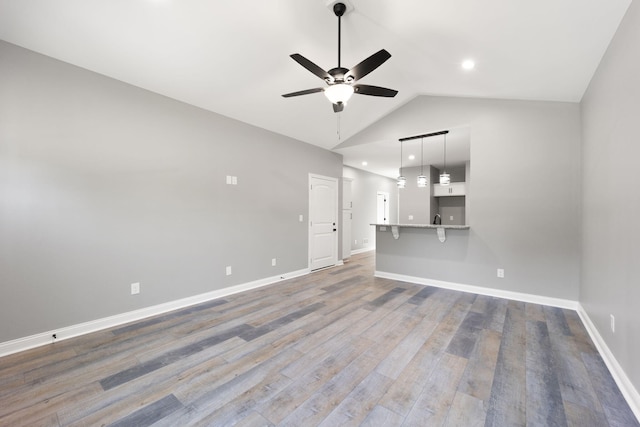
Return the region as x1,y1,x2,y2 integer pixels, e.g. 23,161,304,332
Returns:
309,175,338,271
377,192,390,224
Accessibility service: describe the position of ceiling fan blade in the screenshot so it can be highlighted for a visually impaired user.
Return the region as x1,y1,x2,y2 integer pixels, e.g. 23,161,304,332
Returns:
282,88,324,98
290,54,333,82
346,49,391,81
332,102,344,113
353,84,398,97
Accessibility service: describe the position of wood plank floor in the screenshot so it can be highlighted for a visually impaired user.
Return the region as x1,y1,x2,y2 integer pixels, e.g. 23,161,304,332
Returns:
0,252,637,426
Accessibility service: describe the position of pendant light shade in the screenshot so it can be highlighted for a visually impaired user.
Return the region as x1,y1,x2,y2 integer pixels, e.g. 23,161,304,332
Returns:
397,140,406,188
439,173,450,185
440,133,450,186
417,137,427,187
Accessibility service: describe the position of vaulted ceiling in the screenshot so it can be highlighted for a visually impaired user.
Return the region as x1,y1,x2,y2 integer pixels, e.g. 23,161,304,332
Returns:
0,0,631,176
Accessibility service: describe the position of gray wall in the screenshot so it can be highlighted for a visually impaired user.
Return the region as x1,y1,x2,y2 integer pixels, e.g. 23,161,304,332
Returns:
0,41,342,343
581,0,640,393
398,165,436,224
342,166,397,254
346,95,582,300
438,197,465,226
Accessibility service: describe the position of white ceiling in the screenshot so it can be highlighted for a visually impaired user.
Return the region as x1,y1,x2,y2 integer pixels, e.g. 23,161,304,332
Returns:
0,0,631,177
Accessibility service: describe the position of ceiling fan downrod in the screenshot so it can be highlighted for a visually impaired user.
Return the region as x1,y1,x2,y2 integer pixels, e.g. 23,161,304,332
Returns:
334,3,347,69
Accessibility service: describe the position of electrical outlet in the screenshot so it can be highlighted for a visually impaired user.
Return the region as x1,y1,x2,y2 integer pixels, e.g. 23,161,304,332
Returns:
232,176,238,185
408,215,413,220
450,216,454,221
363,238,369,244
131,282,140,295
226,266,232,276
497,269,504,278
299,214,303,222
272,258,277,267
354,239,357,245
610,314,615,333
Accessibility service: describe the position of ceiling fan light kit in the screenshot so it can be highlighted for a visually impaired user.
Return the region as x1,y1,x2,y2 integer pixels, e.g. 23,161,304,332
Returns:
324,83,354,105
282,2,398,113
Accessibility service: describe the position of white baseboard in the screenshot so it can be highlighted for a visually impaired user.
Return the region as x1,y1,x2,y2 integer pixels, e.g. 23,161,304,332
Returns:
375,270,578,309
350,247,375,256
577,304,640,421
0,267,310,358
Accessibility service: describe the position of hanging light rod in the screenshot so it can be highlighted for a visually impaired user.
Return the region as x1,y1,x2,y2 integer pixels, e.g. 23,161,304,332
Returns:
399,130,449,142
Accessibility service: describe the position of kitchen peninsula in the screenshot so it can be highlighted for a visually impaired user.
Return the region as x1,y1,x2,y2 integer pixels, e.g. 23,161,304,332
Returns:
371,223,469,242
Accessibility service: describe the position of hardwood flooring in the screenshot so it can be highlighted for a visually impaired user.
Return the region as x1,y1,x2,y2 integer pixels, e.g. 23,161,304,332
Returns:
0,252,637,426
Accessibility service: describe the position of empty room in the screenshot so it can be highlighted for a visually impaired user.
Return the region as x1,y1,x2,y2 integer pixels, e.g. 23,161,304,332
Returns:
1,0,639,426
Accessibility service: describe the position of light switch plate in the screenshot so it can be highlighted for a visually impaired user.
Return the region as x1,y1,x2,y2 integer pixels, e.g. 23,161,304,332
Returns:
131,282,140,295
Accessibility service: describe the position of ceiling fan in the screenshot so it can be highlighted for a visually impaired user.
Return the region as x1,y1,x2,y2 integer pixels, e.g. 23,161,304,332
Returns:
282,2,398,113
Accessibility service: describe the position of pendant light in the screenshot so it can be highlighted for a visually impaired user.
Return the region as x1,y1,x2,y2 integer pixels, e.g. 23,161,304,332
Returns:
440,133,450,186
397,140,406,188
417,137,427,187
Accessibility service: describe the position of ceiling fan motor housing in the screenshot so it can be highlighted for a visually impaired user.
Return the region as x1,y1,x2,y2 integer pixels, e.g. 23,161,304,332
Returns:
327,67,350,84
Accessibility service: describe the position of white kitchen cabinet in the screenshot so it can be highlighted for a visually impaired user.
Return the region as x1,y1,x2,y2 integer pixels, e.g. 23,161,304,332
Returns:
433,182,466,197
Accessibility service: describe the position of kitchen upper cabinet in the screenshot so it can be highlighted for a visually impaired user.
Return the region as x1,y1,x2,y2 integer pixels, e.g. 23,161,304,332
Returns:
433,182,466,197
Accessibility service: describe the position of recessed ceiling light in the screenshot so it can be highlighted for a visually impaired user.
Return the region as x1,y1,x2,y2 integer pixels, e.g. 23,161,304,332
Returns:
361,161,368,166
408,154,415,160
462,59,475,70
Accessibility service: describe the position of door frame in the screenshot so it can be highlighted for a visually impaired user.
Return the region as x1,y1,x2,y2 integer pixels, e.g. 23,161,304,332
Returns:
377,191,390,224
308,173,339,271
